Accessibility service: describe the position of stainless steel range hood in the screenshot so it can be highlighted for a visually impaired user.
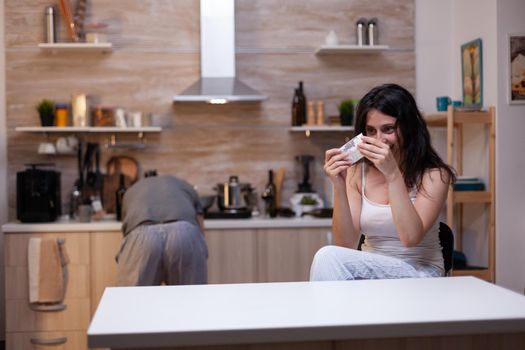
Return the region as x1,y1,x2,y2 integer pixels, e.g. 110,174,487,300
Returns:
173,0,267,104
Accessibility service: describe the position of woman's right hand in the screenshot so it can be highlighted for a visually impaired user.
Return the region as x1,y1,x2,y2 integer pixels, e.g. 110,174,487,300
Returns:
324,148,352,189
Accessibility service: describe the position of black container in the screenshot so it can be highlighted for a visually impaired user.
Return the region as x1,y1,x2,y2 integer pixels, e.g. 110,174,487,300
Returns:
17,164,61,223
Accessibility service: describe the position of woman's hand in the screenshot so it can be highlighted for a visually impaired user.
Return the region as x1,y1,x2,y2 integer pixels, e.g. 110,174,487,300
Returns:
324,148,352,189
357,136,400,182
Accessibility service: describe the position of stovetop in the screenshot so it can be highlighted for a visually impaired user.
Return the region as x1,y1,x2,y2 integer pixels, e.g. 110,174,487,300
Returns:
204,210,252,219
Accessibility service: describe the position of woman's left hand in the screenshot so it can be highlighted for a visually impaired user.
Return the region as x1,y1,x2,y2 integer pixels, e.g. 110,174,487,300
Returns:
358,136,400,181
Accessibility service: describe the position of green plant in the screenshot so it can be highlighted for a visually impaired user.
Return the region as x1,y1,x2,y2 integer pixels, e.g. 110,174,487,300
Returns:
300,195,318,205
338,99,354,116
36,99,55,126
36,99,55,116
338,99,355,126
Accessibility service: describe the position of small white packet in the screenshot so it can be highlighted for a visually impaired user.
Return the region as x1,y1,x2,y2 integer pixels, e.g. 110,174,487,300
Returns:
339,133,364,163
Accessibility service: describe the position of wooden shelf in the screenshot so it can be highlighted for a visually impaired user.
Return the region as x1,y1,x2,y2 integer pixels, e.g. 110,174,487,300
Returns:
452,268,490,280
315,45,389,55
426,111,492,127
290,125,354,137
15,126,161,133
453,191,492,203
289,126,354,132
38,42,113,53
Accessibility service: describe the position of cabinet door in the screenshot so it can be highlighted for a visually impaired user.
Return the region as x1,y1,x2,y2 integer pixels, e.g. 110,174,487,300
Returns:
206,229,257,284
257,228,329,282
90,231,123,316
4,233,91,333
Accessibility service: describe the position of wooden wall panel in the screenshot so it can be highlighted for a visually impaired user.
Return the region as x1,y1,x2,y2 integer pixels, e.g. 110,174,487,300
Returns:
4,0,414,219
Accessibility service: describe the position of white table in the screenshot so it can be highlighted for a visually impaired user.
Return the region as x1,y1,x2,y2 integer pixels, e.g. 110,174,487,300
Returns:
88,277,525,349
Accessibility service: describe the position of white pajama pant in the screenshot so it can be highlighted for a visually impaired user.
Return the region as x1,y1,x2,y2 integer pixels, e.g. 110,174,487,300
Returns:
116,221,208,286
310,245,443,281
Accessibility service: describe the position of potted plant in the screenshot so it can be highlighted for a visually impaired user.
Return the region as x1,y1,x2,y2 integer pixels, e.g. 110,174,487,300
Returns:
338,99,354,126
36,99,55,126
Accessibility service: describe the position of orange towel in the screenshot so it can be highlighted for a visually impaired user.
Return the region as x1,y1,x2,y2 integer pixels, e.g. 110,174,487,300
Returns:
28,238,69,304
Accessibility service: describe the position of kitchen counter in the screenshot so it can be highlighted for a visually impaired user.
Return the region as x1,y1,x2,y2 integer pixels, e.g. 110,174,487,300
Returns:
1,217,331,233
88,276,525,349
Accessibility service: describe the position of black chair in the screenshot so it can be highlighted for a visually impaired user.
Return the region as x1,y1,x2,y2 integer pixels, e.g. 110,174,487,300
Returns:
357,221,454,276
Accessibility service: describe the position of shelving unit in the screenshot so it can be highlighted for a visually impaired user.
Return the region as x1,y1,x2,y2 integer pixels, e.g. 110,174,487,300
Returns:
289,125,354,137
38,42,113,53
15,126,160,133
315,45,389,55
16,126,162,150
426,106,495,282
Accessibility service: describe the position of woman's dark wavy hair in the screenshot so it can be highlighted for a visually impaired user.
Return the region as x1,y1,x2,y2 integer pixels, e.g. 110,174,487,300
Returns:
354,83,456,190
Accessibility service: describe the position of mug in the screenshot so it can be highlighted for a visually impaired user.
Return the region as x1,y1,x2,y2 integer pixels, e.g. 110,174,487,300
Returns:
37,142,56,154
436,96,451,112
452,100,463,108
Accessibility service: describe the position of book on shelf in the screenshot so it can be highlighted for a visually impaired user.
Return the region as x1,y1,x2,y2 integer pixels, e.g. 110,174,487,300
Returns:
453,176,485,191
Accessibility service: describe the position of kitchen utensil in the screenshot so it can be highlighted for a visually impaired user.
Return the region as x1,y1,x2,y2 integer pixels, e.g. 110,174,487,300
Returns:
106,156,139,182
215,176,253,212
199,195,215,213
58,0,79,41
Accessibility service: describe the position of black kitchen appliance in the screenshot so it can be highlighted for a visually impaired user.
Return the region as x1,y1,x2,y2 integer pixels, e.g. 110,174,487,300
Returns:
17,163,61,223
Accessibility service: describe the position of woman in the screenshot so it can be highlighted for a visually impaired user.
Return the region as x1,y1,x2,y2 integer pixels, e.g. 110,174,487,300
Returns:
310,84,455,281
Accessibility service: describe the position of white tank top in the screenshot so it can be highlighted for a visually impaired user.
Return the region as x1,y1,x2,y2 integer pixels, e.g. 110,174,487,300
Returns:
360,163,444,270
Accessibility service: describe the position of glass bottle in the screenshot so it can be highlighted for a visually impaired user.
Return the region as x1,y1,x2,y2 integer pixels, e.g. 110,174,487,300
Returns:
298,81,307,125
115,174,126,221
262,170,277,218
291,88,301,126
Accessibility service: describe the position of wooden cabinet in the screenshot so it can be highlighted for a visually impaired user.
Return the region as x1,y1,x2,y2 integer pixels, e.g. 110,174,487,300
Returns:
427,106,496,282
4,232,91,350
257,228,329,282
89,231,122,315
4,226,330,349
206,228,330,284
206,229,258,284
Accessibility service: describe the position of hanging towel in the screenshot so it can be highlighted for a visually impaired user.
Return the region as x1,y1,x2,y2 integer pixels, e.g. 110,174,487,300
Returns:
28,238,69,306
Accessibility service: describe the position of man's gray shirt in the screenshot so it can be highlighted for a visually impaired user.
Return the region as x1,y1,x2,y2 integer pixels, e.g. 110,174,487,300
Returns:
121,175,203,236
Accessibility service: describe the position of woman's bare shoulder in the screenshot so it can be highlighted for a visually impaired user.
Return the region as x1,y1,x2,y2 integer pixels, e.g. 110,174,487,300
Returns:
423,167,451,186
347,162,362,192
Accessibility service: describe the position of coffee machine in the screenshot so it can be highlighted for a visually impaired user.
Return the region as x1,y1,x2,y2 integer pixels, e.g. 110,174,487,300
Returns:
17,163,61,222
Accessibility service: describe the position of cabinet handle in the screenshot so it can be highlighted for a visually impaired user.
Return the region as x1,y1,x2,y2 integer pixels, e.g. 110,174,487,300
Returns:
29,303,67,312
30,336,67,345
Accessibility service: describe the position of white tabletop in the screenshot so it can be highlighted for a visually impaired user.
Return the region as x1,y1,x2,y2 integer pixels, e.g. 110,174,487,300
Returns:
87,277,525,349
2,217,331,233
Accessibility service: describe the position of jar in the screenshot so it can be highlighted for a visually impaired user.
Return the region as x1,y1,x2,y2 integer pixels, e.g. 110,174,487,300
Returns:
55,103,68,127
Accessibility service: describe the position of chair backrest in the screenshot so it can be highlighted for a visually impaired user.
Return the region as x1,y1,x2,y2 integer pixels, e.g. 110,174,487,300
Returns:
356,221,454,275
438,222,454,275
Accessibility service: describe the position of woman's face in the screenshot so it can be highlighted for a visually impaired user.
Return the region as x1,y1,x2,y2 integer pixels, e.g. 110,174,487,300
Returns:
364,109,401,157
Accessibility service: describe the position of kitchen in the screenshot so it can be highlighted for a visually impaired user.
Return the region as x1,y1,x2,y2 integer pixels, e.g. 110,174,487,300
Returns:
2,0,525,349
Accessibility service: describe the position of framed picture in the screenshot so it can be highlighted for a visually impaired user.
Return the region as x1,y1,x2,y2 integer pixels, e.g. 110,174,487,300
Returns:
509,34,525,104
461,38,483,109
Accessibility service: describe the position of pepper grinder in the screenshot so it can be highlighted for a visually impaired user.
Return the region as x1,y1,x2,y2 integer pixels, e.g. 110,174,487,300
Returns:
356,18,367,46
45,6,57,43
368,18,378,46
